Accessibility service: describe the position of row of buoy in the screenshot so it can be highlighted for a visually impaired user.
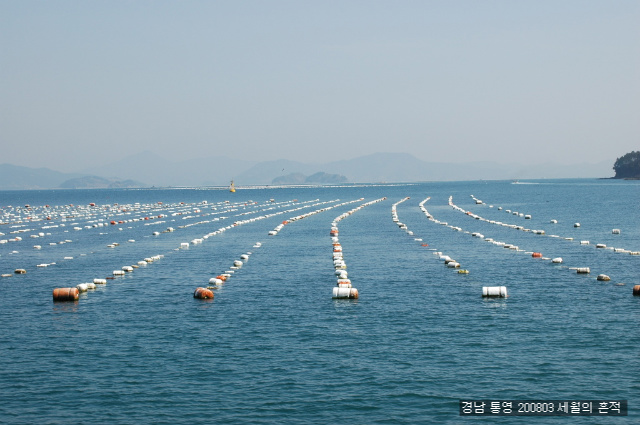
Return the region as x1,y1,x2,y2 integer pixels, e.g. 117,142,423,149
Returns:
435,196,585,295
418,197,470,274
5,197,321,275
196,249,257,299
330,197,387,299
195,199,358,299
450,197,608,277
263,199,339,236
451,196,635,286
5,198,288,251
194,199,370,300
467,196,635,253
52,200,311,300
52,254,165,301
426,198,512,294
471,195,533,221
20,195,294,276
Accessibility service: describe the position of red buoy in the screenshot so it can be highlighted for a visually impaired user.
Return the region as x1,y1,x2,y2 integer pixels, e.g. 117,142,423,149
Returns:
53,287,79,301
194,287,214,299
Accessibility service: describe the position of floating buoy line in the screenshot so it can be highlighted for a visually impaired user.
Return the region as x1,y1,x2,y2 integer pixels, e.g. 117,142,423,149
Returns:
6,194,637,300
448,195,635,287
448,196,610,280
466,195,639,256
1,197,347,301
330,197,387,299
414,194,617,297
417,197,474,277
2,197,327,276
195,198,368,301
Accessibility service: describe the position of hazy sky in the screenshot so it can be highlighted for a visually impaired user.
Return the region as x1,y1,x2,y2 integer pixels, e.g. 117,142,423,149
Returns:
1,1,638,172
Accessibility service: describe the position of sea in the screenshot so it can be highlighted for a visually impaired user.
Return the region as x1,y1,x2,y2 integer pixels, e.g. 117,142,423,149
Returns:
0,179,638,425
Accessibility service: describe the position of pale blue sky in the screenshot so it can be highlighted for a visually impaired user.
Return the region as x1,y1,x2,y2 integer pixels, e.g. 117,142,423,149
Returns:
1,1,638,172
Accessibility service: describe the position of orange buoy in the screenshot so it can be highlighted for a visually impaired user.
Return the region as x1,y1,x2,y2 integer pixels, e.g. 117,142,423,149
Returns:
633,285,640,296
216,275,227,282
194,287,214,299
532,252,543,258
53,287,79,301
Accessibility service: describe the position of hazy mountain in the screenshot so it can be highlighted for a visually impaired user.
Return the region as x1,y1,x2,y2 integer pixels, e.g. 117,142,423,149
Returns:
0,152,615,190
272,172,348,185
236,159,320,185
0,163,84,189
80,150,258,187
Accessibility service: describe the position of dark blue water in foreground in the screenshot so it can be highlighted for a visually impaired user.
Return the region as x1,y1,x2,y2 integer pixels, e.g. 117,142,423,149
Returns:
0,179,638,424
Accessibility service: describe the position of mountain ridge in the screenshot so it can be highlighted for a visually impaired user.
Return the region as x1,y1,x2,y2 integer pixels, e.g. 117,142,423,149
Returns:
0,152,615,190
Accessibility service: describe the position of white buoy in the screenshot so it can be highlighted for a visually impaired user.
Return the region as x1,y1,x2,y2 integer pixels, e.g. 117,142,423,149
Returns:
574,223,581,227
76,283,89,292
482,286,508,297
332,287,359,299
94,278,107,285
576,267,591,274
612,229,620,234
122,266,134,272
597,274,611,281
233,260,243,267
113,270,125,276
551,257,563,263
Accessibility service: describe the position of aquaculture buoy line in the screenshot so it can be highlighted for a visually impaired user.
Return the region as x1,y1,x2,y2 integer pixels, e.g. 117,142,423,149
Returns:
16,197,325,301
330,197,387,299
81,197,341,302
416,197,472,274
266,199,353,236
466,195,639,256
417,197,505,296
195,199,369,300
421,195,600,297
448,196,625,285
2,197,322,276
391,196,468,273
2,197,289,250
196,246,260,300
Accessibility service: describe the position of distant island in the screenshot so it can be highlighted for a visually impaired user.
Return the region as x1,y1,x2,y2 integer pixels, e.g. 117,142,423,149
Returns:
613,151,640,179
59,176,147,189
272,172,348,185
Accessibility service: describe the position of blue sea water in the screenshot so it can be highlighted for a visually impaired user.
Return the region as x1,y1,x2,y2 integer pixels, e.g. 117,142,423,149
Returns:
0,179,638,424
